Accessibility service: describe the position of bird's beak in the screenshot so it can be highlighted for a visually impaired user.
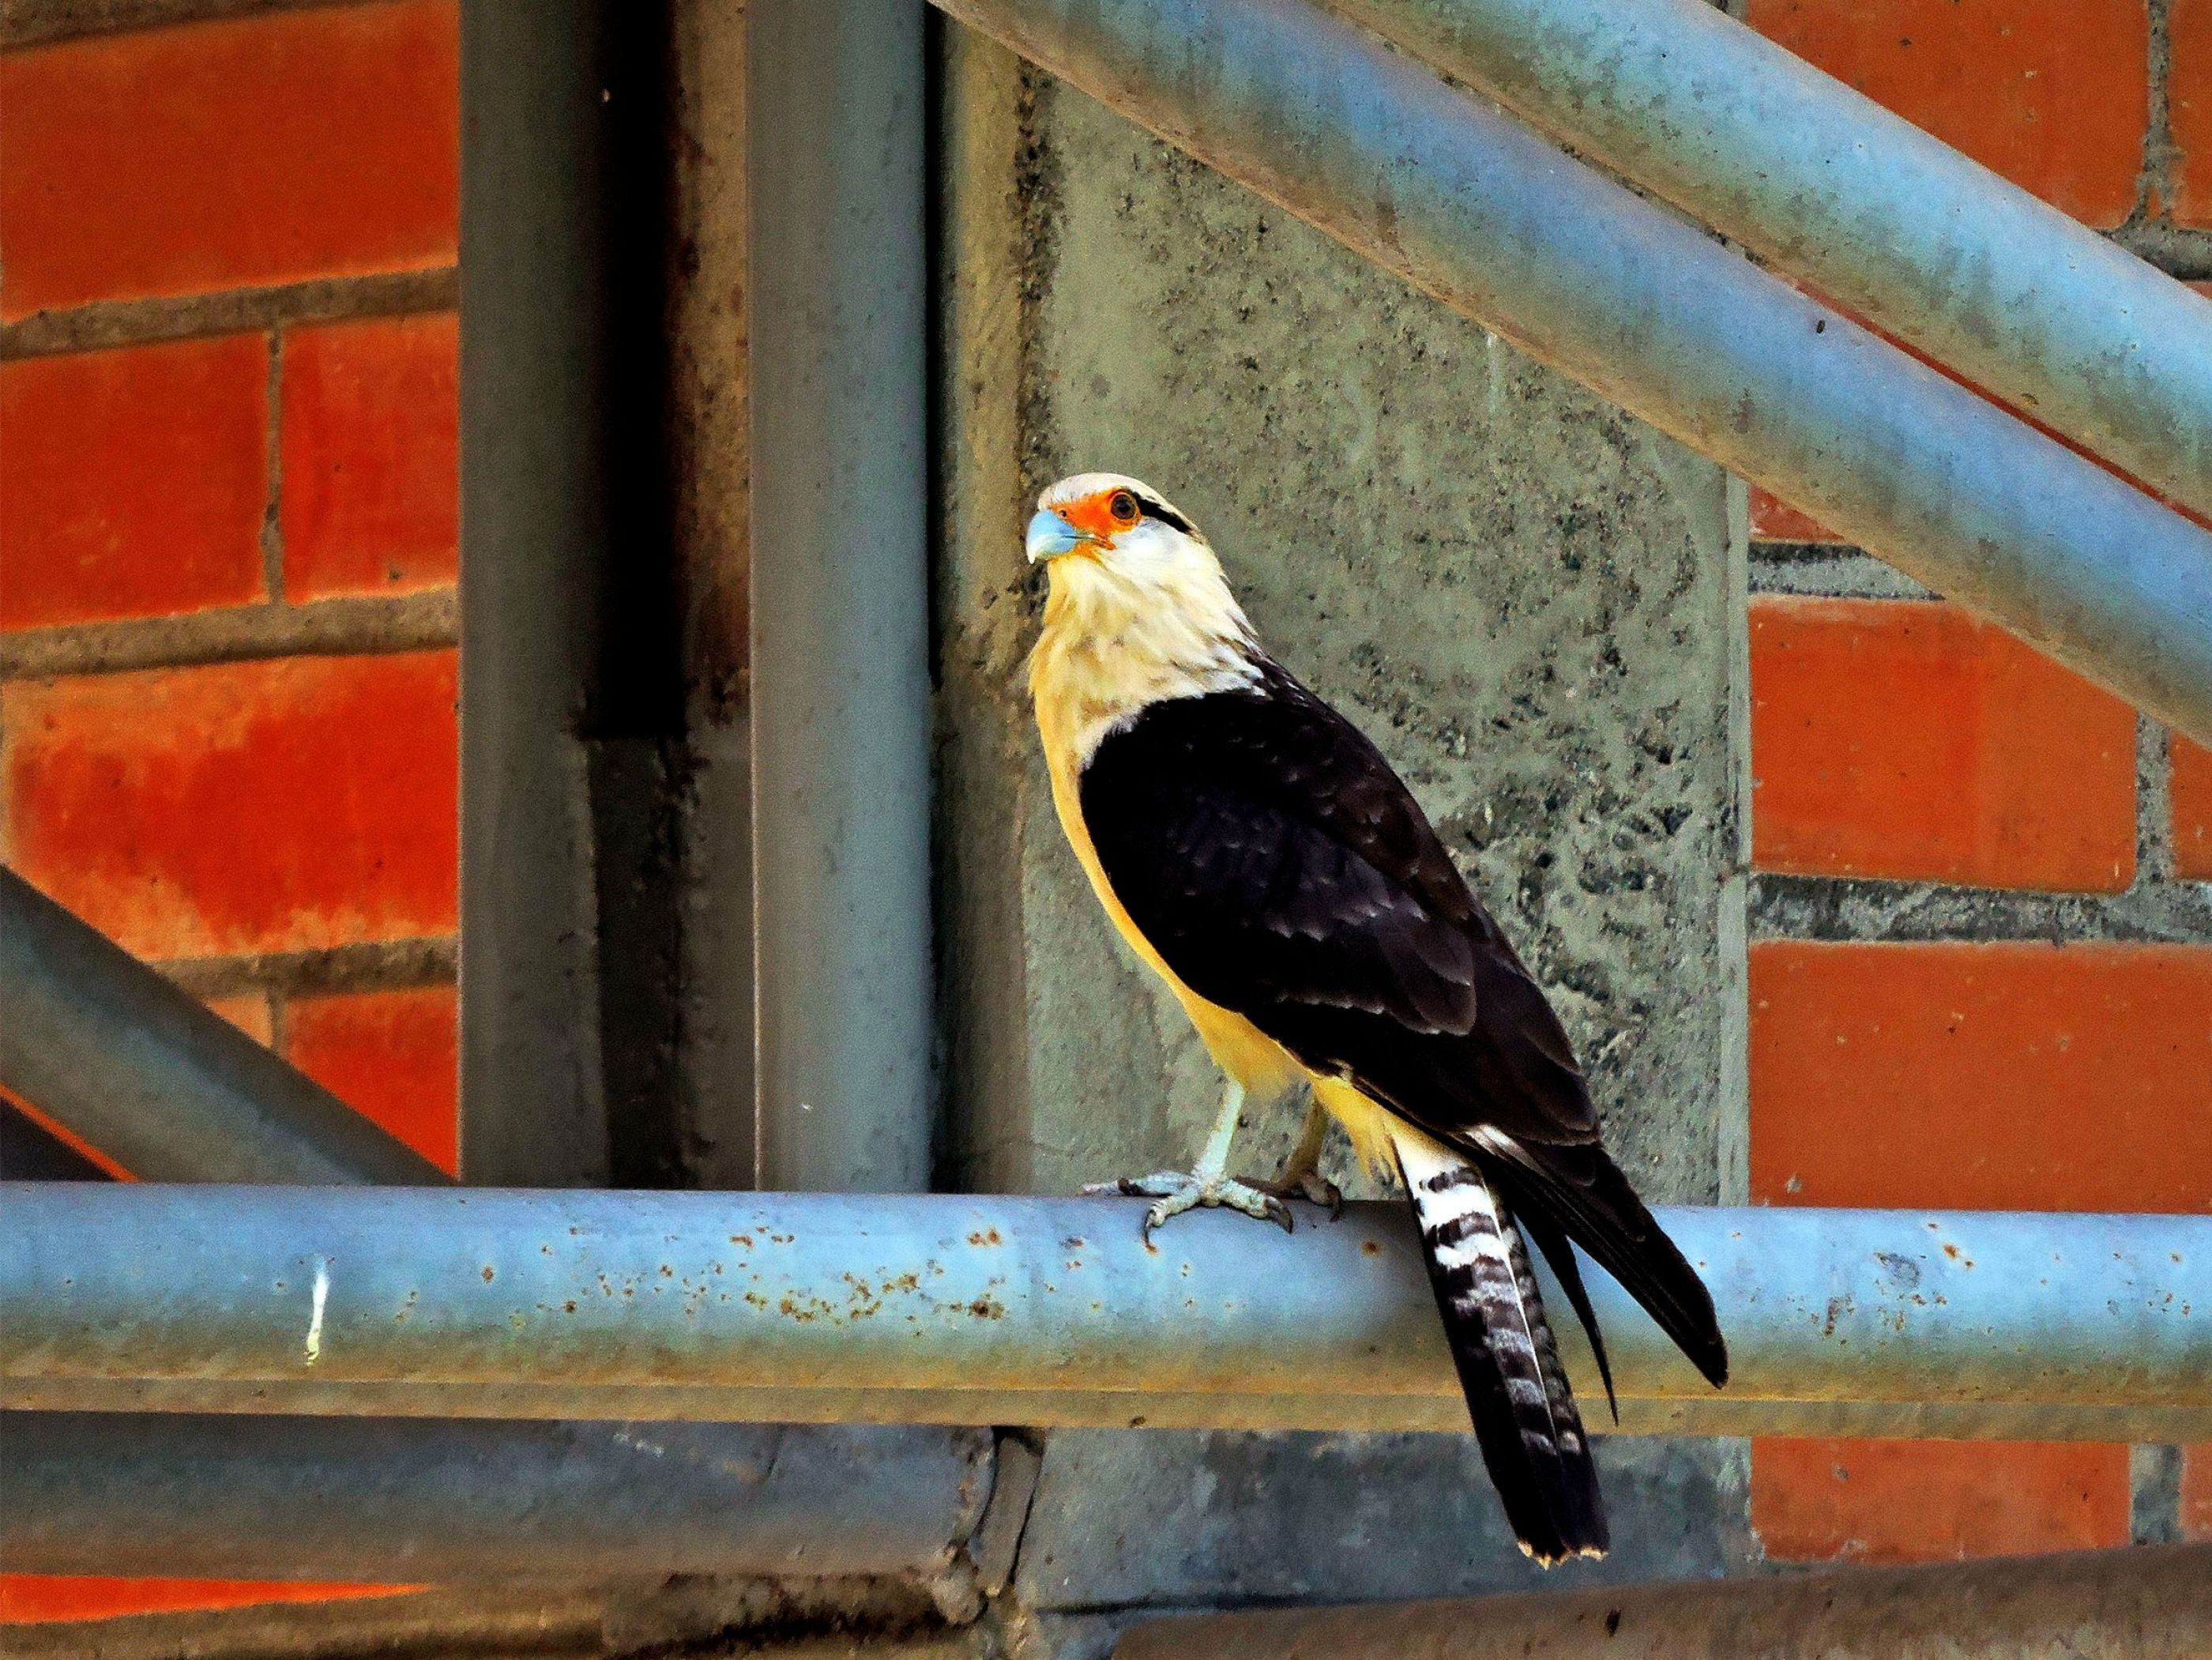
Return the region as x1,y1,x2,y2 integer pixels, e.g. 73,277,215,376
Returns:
1026,508,1094,564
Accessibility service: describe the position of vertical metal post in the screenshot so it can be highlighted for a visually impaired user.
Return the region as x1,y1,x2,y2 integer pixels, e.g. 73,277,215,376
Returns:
748,2,935,1191
457,2,615,1184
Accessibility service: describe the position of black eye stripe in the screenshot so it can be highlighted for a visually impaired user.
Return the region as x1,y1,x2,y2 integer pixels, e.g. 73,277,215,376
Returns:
1134,495,1194,534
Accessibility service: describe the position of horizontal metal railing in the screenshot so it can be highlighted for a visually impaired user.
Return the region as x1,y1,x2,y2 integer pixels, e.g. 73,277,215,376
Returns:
1114,1542,2212,1659
6,1184,2206,1442
0,1413,996,1594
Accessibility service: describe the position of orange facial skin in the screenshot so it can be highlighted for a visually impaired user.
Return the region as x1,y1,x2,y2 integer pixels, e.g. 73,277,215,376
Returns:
1054,486,1142,545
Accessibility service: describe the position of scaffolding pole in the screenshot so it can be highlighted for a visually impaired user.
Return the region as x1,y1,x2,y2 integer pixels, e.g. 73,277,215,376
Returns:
930,0,2212,747
6,1185,2205,1440
0,1413,995,1592
1114,1541,2212,1660
1330,0,2212,523
0,870,449,1188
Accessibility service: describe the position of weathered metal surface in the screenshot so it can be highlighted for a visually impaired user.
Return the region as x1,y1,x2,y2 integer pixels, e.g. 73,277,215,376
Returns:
0,1413,994,1587
6,1187,2203,1439
1112,1541,2212,1659
929,0,2212,748
1330,0,2212,524
748,0,935,1192
0,871,449,1187
457,1,615,1185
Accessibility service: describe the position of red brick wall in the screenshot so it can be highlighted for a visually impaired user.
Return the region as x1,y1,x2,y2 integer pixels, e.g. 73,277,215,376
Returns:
0,0,459,1624
1740,0,2212,1564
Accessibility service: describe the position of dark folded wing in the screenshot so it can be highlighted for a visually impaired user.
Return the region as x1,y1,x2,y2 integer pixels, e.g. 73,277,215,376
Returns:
1077,664,1599,1148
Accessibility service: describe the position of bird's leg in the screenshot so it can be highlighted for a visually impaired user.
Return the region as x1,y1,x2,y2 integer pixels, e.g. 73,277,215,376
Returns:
1082,1079,1292,1238
1255,1093,1343,1218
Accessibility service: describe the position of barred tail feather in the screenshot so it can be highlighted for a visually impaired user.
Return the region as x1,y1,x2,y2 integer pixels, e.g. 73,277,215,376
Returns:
1391,1124,1608,1564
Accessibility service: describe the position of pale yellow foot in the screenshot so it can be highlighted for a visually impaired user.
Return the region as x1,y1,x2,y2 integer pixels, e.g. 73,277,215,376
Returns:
1082,1170,1292,1238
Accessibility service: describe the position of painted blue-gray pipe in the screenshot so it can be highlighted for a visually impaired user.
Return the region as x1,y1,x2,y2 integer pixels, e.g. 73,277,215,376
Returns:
931,0,2212,747
1330,0,2212,525
0,1413,994,1589
0,869,449,1188
5,1185,2205,1442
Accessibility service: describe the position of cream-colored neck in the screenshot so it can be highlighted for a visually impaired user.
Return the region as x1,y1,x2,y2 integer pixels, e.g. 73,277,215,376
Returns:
1029,550,1261,774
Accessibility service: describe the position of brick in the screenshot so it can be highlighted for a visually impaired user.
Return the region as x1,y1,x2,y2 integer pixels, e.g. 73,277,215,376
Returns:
1750,940,2212,1212
1748,487,1841,545
0,336,269,630
1751,597,2136,890
1744,0,2150,229
2185,1444,2212,1541
2177,0,2212,227
1751,1439,2130,1563
0,1580,407,1625
280,312,459,601
2175,734,2212,880
0,1584,407,1628
206,992,276,1047
1,652,457,960
0,1,458,317
288,985,457,1173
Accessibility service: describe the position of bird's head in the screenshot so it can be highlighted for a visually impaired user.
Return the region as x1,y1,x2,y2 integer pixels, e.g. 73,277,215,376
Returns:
1027,471,1247,624
1025,471,1260,713
1027,472,1214,579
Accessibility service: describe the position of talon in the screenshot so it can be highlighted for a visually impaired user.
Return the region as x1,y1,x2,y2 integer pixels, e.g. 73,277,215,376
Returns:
1257,1170,1343,1218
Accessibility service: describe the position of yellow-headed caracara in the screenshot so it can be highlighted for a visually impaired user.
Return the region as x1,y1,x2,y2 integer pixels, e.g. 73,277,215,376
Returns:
1027,472,1727,1564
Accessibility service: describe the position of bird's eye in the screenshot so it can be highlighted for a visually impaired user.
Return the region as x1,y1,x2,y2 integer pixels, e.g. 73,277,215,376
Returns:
1108,490,1142,525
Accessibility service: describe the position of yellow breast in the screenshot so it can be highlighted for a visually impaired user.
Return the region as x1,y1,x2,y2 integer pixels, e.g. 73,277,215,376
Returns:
1030,619,1304,1102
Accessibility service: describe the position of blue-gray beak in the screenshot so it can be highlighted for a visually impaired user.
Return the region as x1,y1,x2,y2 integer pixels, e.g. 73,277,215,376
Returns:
1025,508,1091,564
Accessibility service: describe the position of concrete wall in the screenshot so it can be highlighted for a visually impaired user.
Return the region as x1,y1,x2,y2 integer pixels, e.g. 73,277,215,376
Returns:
934,31,1753,1654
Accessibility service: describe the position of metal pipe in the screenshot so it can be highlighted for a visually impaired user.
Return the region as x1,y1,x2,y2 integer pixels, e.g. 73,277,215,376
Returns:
457,1,614,1185
6,1187,2204,1440
747,0,935,1191
0,871,448,1186
1327,0,2212,524
1113,1541,2212,1660
0,1413,991,1587
930,0,2212,747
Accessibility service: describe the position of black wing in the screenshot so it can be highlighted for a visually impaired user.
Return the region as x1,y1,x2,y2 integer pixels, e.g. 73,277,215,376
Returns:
1080,661,1727,1389
1078,661,1597,1148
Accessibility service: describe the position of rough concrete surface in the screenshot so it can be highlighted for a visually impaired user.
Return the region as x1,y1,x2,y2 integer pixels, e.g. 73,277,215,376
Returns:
940,65,1738,1206
934,37,1751,1654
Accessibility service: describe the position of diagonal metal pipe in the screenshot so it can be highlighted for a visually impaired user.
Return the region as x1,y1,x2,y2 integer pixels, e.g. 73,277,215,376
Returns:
930,0,2212,748
6,1186,2206,1442
1326,0,2212,525
0,869,450,1187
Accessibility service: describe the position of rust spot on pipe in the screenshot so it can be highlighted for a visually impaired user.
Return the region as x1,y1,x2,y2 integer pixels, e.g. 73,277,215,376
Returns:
481,1267,495,1282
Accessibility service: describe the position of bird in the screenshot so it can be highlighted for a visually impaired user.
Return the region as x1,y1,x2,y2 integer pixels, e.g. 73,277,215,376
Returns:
1025,470,1728,1564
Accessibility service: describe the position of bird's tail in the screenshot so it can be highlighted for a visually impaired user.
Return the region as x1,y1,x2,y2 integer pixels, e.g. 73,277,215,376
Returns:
1391,1123,1608,1564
